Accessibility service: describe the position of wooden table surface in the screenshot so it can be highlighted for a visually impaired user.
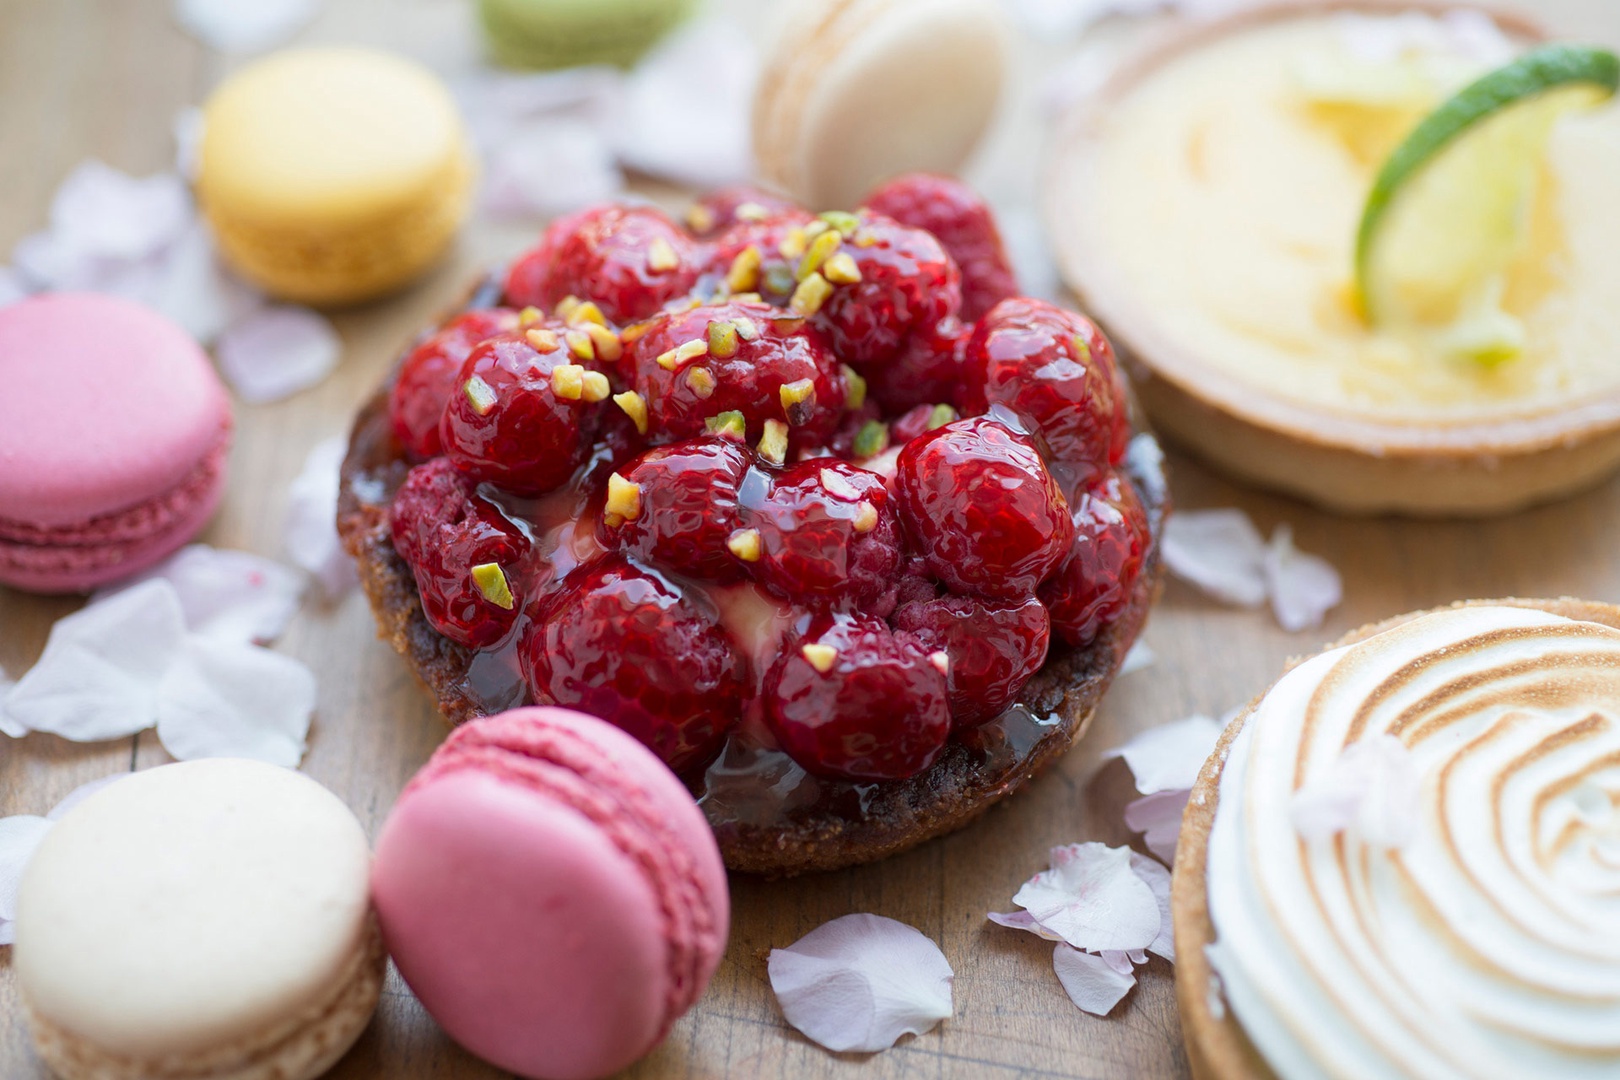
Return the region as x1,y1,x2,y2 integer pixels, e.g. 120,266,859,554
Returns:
3,0,1618,1077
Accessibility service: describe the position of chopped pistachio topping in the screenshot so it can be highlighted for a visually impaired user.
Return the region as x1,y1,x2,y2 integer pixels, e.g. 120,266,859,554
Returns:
797,229,842,281
763,264,796,296
657,337,710,371
605,473,643,522
685,204,716,233
730,291,763,304
1071,334,1092,363
518,305,545,327
554,296,583,321
726,528,762,562
647,236,680,273
820,467,862,501
779,378,816,420
801,643,839,673
758,419,789,465
818,210,860,237
555,297,606,326
705,410,747,439
564,329,595,362
550,363,586,400
727,245,762,293
584,323,622,362
620,320,653,346
707,320,740,359
613,391,649,434
853,230,879,248
735,201,768,222
841,364,867,409
686,366,717,399
822,252,862,285
928,650,950,676
778,227,808,260
852,500,879,533
471,563,516,610
789,272,833,316
770,315,807,333
463,375,497,415
803,219,831,240
926,403,958,430
852,419,889,459
525,327,560,353
733,316,760,342
581,370,611,402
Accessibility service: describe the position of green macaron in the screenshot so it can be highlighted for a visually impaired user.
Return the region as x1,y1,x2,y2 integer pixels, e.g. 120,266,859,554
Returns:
477,0,698,70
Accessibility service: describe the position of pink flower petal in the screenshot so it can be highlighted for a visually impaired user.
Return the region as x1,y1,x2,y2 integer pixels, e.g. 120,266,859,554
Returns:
768,913,953,1053
172,0,321,52
2,581,187,742
1264,524,1343,632
1292,734,1420,849
1128,852,1175,963
1053,944,1136,1017
95,545,304,645
148,220,263,344
49,161,190,263
285,436,359,596
216,305,340,403
986,909,1059,940
1010,843,1160,953
1103,713,1224,794
154,637,314,767
1161,509,1268,606
1125,789,1191,866
481,118,624,219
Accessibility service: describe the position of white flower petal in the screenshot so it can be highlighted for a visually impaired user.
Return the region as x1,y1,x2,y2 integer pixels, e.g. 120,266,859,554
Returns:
1098,949,1137,975
1161,508,1268,606
1292,733,1420,849
95,545,304,645
0,663,20,739
1103,713,1225,794
1011,843,1160,953
1128,852,1175,963
49,161,191,263
1125,789,1191,867
0,816,54,926
481,119,624,218
1265,524,1343,632
174,107,206,180
46,775,128,822
285,436,358,596
768,913,953,1053
216,305,340,403
1053,944,1136,1017
173,0,321,52
3,581,187,741
1120,640,1156,676
986,908,1060,940
0,266,29,308
155,637,314,767
11,228,98,292
148,220,263,344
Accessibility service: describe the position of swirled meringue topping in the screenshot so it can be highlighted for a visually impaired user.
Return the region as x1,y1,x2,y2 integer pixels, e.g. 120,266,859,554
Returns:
1207,605,1620,1080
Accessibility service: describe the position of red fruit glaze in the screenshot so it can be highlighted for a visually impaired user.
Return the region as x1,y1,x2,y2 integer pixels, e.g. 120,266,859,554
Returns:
706,212,818,304
962,298,1129,488
744,459,901,612
892,594,1050,729
893,415,1075,601
764,613,950,781
597,436,752,581
439,331,599,496
1040,471,1149,648
862,173,1018,321
861,315,972,413
620,300,847,445
391,458,531,648
686,187,800,238
812,210,961,368
503,204,701,324
390,309,519,461
520,557,744,773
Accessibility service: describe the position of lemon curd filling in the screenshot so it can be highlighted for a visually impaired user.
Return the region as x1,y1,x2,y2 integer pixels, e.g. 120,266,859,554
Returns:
1089,15,1620,424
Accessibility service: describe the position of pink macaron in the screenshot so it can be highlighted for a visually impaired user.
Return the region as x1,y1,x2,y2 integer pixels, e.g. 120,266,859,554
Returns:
371,707,730,1080
0,292,233,593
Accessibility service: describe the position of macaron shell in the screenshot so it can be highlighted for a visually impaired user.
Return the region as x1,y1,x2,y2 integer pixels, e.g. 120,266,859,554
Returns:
374,771,671,1080
478,0,698,70
0,293,231,529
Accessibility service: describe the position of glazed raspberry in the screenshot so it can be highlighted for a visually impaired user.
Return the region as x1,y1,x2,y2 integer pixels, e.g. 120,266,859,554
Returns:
619,300,847,446
889,400,960,447
962,298,1129,487
685,186,800,238
439,330,600,497
764,613,950,781
597,436,752,581
503,204,701,324
893,415,1075,601
862,173,1018,321
520,557,745,773
391,458,531,648
1039,472,1149,648
745,460,902,612
390,309,519,460
861,316,972,413
892,595,1050,729
810,210,961,368
706,211,818,305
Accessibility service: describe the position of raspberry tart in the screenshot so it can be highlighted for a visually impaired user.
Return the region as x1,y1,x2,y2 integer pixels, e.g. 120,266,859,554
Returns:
338,175,1167,874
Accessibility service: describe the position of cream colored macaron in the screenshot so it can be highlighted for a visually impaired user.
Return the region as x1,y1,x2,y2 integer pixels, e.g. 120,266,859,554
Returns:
13,759,383,1080
197,47,474,307
752,0,1010,210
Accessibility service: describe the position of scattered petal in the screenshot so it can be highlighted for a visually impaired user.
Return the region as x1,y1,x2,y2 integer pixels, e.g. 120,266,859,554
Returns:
1103,713,1224,794
1264,524,1342,632
155,637,314,767
1161,509,1268,606
148,220,263,344
1125,789,1191,866
1292,733,1420,850
173,0,321,52
48,161,190,264
0,663,19,739
0,815,53,942
95,545,305,645
216,305,340,403
986,908,1059,940
285,436,359,596
1120,640,1155,675
1053,943,1136,1016
3,581,187,742
1128,852,1175,962
173,107,206,180
481,117,624,218
0,266,28,308
768,913,953,1053
1005,843,1159,953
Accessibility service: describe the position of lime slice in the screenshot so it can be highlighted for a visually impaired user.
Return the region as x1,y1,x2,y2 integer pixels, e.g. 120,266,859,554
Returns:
1355,44,1619,338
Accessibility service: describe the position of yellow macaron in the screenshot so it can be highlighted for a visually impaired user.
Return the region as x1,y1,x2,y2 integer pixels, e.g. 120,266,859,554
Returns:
196,48,475,307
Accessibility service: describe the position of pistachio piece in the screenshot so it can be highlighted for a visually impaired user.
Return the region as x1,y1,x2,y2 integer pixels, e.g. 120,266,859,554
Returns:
705,410,747,440
797,229,842,281
581,370,611,403
613,390,649,434
471,563,516,610
463,375,497,415
726,528,762,562
727,245,762,293
779,378,817,424
801,643,839,673
822,252,862,285
647,236,679,273
525,327,560,353
928,650,950,676
926,403,958,430
518,305,545,327
605,473,642,525
852,501,879,533
564,329,595,362
707,320,740,359
550,364,586,400
852,419,889,459
734,201,768,222
789,272,833,316
686,366,717,399
656,337,709,371
758,419,789,465
841,364,867,409
584,323,622,362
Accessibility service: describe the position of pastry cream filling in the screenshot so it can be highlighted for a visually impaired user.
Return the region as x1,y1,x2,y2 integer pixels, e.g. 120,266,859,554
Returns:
1206,606,1620,1080
1089,15,1620,424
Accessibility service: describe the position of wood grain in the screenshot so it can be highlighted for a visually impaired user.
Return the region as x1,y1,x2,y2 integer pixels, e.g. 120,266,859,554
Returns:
1,0,1617,1077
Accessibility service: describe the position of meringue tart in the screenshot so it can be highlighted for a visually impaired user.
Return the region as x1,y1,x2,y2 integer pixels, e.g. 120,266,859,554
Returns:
1173,598,1620,1080
1047,3,1620,515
